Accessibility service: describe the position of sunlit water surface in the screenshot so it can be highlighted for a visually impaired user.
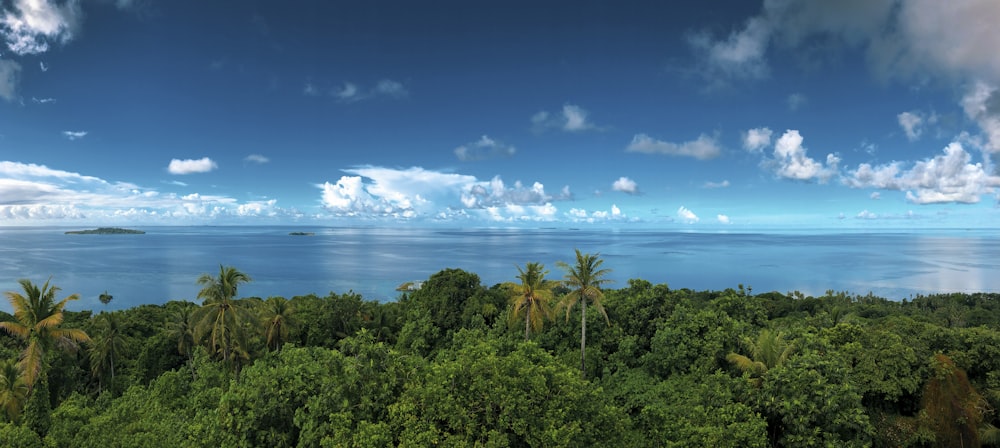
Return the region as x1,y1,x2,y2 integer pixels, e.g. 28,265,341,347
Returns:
1,226,998,312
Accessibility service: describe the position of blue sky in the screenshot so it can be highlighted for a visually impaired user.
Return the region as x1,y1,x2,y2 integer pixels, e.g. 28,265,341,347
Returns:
2,0,1000,228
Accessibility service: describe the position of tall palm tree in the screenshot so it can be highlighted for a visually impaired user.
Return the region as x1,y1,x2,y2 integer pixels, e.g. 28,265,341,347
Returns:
89,311,127,394
166,302,198,375
508,262,556,340
726,329,794,385
0,278,90,389
0,359,28,423
557,250,612,378
193,266,253,365
260,296,296,351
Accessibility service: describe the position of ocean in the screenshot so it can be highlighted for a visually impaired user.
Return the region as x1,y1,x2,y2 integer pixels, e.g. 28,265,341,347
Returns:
1,226,999,312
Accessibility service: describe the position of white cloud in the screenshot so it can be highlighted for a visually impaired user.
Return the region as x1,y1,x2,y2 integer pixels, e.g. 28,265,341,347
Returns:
844,142,1000,204
0,58,20,101
454,135,516,161
961,81,1000,153
626,133,721,160
870,192,881,200
897,111,924,141
303,83,319,96
742,127,773,153
31,96,53,104
1,0,82,55
687,16,771,83
38,61,46,71
677,206,699,223
856,209,877,220
717,214,731,224
0,160,297,224
62,130,86,140
331,79,407,103
770,130,839,182
461,175,571,209
703,180,730,188
374,79,407,97
611,176,639,195
168,157,217,175
532,104,600,132
244,154,269,164
566,204,630,223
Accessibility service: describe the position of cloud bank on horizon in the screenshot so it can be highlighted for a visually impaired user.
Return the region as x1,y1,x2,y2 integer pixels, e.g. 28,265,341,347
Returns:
2,0,1000,227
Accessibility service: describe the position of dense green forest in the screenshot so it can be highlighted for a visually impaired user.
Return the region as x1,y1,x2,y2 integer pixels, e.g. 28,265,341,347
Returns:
2,251,1000,447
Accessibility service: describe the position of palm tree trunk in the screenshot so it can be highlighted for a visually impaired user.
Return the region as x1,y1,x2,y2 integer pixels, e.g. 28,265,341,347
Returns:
580,298,587,379
525,305,531,340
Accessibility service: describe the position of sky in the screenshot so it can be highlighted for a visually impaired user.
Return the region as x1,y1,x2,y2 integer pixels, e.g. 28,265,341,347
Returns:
2,0,1000,229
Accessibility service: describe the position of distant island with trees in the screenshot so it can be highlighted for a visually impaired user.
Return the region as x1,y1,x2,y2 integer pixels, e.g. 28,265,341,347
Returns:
64,227,145,235
288,231,315,236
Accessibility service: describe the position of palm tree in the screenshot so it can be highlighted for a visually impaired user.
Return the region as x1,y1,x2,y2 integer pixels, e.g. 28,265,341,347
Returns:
507,262,557,340
260,296,296,351
89,311,127,394
193,266,253,365
725,329,794,385
0,359,28,423
166,302,198,376
557,250,612,378
0,278,91,389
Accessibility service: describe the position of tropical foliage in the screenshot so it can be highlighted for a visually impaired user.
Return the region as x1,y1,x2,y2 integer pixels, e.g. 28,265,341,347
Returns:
2,258,1000,446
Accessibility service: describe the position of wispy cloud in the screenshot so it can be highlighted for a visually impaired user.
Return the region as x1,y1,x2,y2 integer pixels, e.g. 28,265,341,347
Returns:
742,127,773,153
626,133,721,160
244,154,269,164
327,79,408,103
62,130,87,140
897,111,923,141
168,157,217,175
531,104,601,132
454,135,516,161
703,180,730,189
0,59,20,101
38,61,47,71
787,93,807,111
31,96,54,104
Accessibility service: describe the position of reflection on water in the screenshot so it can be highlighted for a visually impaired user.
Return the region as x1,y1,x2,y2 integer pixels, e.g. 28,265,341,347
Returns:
0,226,998,312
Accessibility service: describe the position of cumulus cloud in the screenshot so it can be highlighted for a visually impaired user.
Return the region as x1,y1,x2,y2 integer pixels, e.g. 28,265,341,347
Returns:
898,111,924,141
0,160,294,223
703,180,730,188
1,0,82,55
770,130,840,182
566,204,630,223
532,104,600,132
318,166,570,222
62,130,86,140
870,192,881,200
626,133,721,160
687,16,771,84
743,127,773,153
0,58,20,101
244,154,269,164
677,206,699,223
454,135,516,161
611,176,639,195
961,81,1000,153
844,141,1000,204
717,214,731,224
168,157,217,175
856,209,877,220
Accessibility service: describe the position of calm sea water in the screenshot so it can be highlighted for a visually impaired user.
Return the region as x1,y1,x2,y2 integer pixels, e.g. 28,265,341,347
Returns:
1,226,999,312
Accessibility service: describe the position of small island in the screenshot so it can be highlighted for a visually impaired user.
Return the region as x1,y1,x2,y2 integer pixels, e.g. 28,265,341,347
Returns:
65,227,146,235
289,231,315,236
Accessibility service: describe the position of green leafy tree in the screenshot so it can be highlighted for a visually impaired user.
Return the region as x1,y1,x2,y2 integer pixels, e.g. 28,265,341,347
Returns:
260,296,296,351
726,328,794,385
0,359,28,423
98,291,113,306
0,279,90,389
89,311,127,394
193,266,253,365
557,250,612,378
507,262,557,340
